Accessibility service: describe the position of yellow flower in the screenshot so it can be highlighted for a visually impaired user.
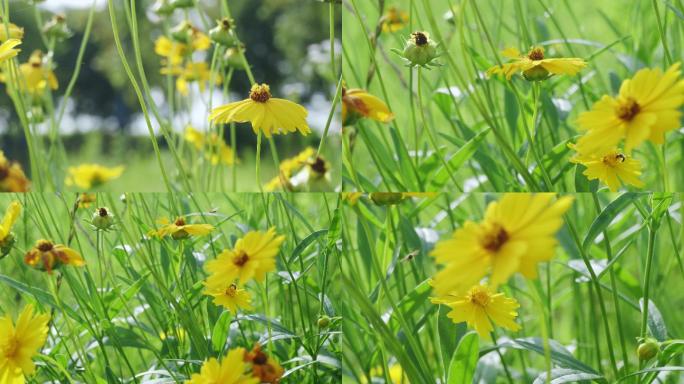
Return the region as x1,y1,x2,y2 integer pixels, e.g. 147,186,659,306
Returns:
0,201,20,243
204,283,253,313
24,239,85,274
185,348,258,384
0,21,24,41
570,145,644,192
487,46,586,81
155,36,188,66
153,217,214,240
244,344,284,384
368,364,409,384
166,62,221,96
0,150,30,192
431,284,521,339
0,304,50,383
431,194,573,296
205,228,285,284
184,126,236,166
77,193,97,208
342,86,394,126
209,83,311,138
381,7,409,32
65,164,124,189
18,50,59,95
264,147,322,191
575,63,684,154
0,38,20,63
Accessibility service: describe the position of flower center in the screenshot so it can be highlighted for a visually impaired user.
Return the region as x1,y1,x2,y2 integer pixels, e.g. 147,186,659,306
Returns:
481,223,508,252
98,207,108,217
174,217,186,226
469,289,491,307
249,84,272,103
0,165,8,180
37,240,54,252
233,250,249,266
617,98,640,121
310,157,327,175
252,350,268,365
2,337,19,359
527,47,545,60
412,31,428,46
225,283,238,297
602,152,626,167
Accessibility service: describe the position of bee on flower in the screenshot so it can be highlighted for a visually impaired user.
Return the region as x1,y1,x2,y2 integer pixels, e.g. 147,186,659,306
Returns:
24,239,85,274
204,228,285,285
185,347,258,384
393,31,441,68
575,63,684,154
431,284,521,339
487,46,586,81
569,144,644,192
342,86,394,126
203,282,253,313
0,304,50,383
152,216,214,240
0,201,21,258
210,83,311,137
65,164,124,189
380,7,409,33
431,193,573,296
0,150,31,192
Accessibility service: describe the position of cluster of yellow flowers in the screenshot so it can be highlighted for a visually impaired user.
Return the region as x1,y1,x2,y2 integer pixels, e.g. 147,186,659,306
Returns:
430,194,573,338
184,125,236,166
186,344,284,384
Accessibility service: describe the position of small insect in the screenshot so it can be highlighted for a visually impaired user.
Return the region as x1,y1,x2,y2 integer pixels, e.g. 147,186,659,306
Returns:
401,249,420,262
615,153,626,162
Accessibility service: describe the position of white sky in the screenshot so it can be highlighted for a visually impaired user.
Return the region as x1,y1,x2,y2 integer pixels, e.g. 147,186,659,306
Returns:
38,0,107,12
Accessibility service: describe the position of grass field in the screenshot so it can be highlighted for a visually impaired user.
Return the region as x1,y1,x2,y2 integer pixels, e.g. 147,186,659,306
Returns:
342,0,684,193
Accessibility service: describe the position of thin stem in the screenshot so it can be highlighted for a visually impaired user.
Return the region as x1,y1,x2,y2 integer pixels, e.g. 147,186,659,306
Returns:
651,0,673,65
639,225,657,339
255,131,263,193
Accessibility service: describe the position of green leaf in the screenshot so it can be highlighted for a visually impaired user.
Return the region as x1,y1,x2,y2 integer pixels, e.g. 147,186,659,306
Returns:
639,298,668,341
497,337,599,375
0,274,83,322
103,326,151,350
432,128,490,188
447,332,479,384
582,193,641,251
533,368,605,384
211,311,232,353
288,229,328,264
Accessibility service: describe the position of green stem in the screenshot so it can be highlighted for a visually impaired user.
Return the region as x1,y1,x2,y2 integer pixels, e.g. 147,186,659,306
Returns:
256,131,263,193
651,0,673,65
639,226,657,339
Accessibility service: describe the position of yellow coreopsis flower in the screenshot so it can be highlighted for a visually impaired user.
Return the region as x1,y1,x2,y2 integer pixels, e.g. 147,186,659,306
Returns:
264,147,315,191
487,46,586,81
185,348,258,384
431,193,573,296
575,63,684,154
19,50,58,95
65,164,124,189
381,7,409,32
431,284,521,339
77,193,97,208
570,145,644,192
205,228,285,285
155,36,188,66
204,283,253,313
245,344,285,384
0,150,30,192
24,239,85,274
166,62,221,96
0,201,20,257
153,217,214,240
210,84,311,137
184,126,236,166
0,38,20,63
342,86,394,126
0,304,50,383
0,21,24,41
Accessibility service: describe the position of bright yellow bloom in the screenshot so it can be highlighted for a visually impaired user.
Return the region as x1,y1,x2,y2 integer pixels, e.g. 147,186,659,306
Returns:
570,145,644,192
487,47,586,81
264,147,315,191
244,344,284,384
18,50,58,95
367,364,409,384
0,201,20,243
65,164,124,189
210,84,311,137
153,217,214,240
155,36,188,66
0,21,24,41
431,284,521,339
431,194,573,296
0,39,20,63
0,304,50,383
0,151,30,192
184,126,236,166
77,193,97,208
205,228,285,285
381,7,409,32
24,239,85,274
164,62,221,96
575,63,684,154
342,87,394,126
185,348,258,384
204,283,253,313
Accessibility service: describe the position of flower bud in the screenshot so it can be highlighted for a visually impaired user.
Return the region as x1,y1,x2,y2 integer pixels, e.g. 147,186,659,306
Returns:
209,18,238,47
523,66,550,82
317,315,330,328
42,14,72,41
170,20,193,44
370,192,405,206
223,45,246,69
91,207,115,231
0,233,15,259
401,31,439,67
151,0,175,16
637,338,659,361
